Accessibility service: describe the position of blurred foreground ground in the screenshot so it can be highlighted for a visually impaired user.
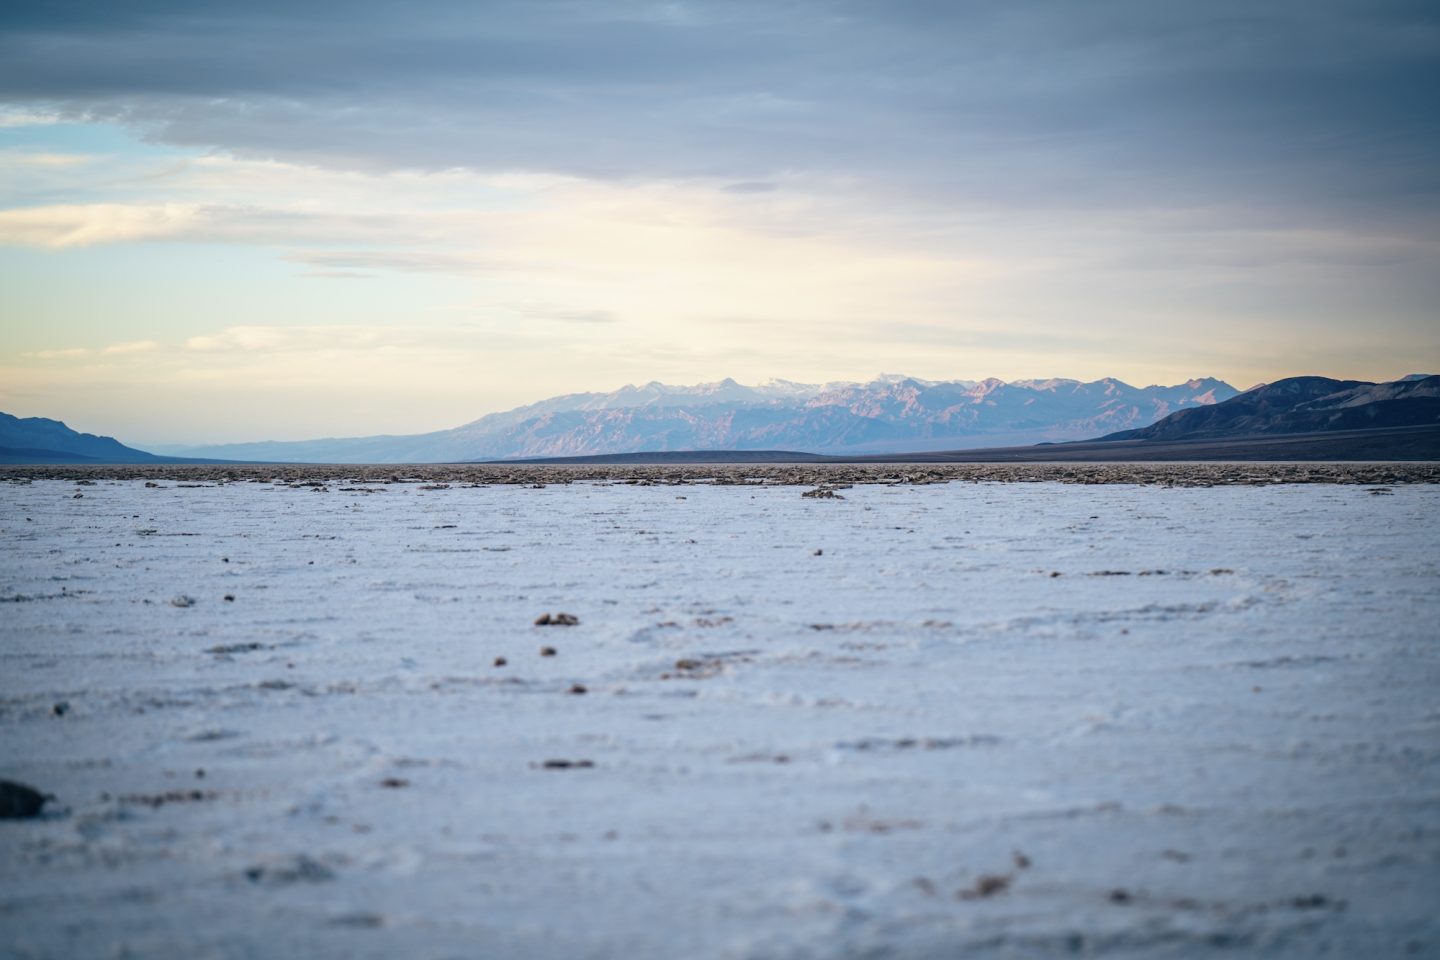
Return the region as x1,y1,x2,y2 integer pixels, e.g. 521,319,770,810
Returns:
2,476,1438,958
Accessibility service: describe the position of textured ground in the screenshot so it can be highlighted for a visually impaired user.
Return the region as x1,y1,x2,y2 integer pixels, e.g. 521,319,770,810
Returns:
2,477,1438,959
4,460,1440,486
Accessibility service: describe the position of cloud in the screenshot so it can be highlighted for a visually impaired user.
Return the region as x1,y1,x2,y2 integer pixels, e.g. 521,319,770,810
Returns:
184,326,293,352
24,347,89,359
2,2,1437,420
182,325,390,353
515,304,617,324
0,151,98,168
722,182,778,194
102,340,160,354
0,1,1433,238
296,270,375,280
283,250,495,274
0,202,200,247
0,107,60,128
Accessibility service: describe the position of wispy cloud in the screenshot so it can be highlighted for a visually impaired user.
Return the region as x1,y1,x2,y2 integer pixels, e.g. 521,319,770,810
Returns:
283,250,496,274
0,202,200,247
0,108,61,128
24,347,89,359
101,340,160,355
184,326,302,352
1,151,100,169
296,270,375,280
721,182,778,195
515,304,617,325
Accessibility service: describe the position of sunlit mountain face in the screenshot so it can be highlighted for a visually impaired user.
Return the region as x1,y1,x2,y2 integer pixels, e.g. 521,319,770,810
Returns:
148,375,1237,462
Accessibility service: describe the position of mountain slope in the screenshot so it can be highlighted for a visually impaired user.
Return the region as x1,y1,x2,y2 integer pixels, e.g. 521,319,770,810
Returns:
1102,376,1440,442
155,375,1237,463
0,413,167,464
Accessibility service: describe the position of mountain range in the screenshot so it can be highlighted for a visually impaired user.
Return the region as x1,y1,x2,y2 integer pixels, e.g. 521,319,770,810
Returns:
149,375,1237,463
1103,374,1440,442
5,374,1437,466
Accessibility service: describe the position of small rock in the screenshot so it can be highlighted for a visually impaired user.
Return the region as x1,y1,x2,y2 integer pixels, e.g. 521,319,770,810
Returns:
493,656,508,667
51,701,69,717
1109,888,1133,904
1292,894,1331,909
959,874,1011,899
569,683,588,695
223,594,235,602
243,854,334,885
119,788,214,808
379,778,409,789
539,646,557,657
0,780,47,819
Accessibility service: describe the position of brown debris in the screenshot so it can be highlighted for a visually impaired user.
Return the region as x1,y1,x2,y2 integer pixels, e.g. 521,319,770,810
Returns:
958,874,1012,900
118,789,216,809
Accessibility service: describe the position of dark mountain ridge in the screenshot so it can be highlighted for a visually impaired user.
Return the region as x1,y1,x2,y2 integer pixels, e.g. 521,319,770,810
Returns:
0,413,227,465
0,413,166,464
1102,375,1440,442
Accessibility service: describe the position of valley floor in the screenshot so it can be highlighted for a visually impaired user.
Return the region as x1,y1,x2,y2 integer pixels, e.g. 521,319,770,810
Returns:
1,478,1438,958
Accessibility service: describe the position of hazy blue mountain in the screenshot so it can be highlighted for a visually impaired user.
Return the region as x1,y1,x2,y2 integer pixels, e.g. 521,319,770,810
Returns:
1102,375,1440,441
0,413,167,464
154,375,1237,463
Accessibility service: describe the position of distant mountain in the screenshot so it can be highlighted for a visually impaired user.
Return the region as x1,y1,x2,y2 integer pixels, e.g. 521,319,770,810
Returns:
0,413,171,464
154,374,1238,463
1102,375,1440,442
0,413,238,464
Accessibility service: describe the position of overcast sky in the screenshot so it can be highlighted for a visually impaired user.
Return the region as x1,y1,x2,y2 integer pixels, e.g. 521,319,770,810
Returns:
2,0,1437,443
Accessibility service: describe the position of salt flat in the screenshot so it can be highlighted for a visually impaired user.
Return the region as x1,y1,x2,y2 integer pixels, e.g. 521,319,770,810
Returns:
2,477,1438,959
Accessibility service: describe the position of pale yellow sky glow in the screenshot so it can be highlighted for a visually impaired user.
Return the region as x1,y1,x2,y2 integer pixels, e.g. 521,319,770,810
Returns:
3,130,1435,444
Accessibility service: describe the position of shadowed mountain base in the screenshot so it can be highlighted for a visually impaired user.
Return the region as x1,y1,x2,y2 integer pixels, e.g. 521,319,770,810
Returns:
504,424,1440,465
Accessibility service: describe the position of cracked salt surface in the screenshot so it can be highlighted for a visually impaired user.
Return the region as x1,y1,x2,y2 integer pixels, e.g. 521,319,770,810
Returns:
1,478,1438,958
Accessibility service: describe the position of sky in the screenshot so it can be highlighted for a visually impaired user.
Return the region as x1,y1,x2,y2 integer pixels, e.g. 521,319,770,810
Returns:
1,1,1438,445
